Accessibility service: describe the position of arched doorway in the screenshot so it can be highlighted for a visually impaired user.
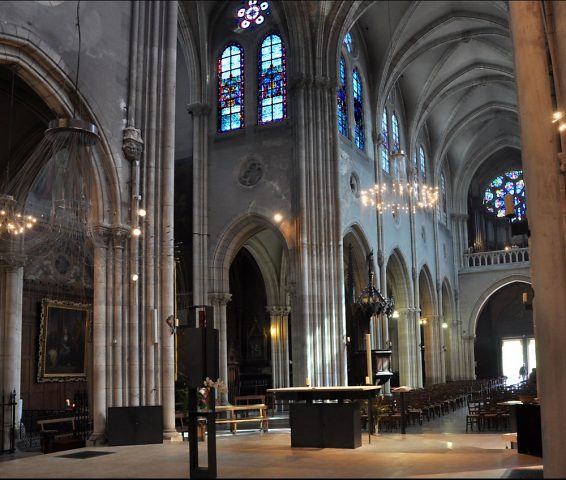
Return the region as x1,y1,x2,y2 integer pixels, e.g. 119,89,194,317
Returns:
226,248,272,400
474,282,534,383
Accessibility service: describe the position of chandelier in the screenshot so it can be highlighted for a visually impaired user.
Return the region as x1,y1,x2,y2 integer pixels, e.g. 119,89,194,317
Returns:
0,194,37,237
356,251,394,316
361,151,439,215
0,67,38,242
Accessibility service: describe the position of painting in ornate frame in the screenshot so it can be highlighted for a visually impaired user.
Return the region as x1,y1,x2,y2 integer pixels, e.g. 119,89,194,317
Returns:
37,298,91,383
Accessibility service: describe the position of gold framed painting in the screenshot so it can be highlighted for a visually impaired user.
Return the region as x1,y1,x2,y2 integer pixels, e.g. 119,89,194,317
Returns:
37,298,91,383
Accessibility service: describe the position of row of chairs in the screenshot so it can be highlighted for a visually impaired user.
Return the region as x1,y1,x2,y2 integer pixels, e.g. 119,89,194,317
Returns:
376,377,507,432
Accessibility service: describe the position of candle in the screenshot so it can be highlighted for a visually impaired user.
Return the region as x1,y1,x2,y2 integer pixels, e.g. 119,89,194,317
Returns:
366,334,373,383
306,376,311,387
522,292,528,303
365,376,370,385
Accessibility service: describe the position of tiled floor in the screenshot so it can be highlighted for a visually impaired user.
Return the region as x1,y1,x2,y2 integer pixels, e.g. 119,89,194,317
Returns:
0,406,543,478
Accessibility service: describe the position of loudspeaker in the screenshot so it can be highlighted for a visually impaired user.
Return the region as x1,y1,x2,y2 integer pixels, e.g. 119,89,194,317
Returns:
177,326,219,388
107,406,163,446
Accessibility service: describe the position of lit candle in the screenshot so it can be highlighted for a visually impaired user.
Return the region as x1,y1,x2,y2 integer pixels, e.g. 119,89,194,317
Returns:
306,376,311,387
365,376,370,385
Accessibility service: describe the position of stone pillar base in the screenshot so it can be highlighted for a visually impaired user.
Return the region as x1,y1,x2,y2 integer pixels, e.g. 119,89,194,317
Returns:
86,433,107,446
163,430,183,443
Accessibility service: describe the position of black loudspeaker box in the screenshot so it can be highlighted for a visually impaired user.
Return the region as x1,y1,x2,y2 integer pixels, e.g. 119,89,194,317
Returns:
177,327,219,388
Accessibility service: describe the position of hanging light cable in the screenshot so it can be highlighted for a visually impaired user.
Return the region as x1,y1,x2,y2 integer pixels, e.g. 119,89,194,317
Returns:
0,67,38,240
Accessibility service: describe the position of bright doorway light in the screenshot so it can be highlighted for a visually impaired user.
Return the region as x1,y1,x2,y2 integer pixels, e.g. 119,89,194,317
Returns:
501,338,523,384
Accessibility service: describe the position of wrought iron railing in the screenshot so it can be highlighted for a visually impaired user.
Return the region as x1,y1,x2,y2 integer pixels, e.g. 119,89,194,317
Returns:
1,390,16,454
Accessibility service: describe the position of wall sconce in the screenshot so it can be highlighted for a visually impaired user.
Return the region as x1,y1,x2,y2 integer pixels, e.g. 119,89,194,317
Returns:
392,310,400,319
132,226,142,236
441,322,448,329
522,291,533,311
419,317,427,326
343,335,351,345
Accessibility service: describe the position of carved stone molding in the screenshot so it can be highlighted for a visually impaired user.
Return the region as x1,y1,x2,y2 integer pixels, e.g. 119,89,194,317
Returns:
238,156,264,187
187,102,211,117
0,253,26,270
112,225,131,249
372,130,384,145
267,305,291,316
92,224,113,248
209,292,232,306
122,126,144,163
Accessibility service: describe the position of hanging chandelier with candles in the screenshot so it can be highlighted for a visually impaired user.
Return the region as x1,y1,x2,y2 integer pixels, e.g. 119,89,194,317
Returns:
360,151,439,215
0,194,37,237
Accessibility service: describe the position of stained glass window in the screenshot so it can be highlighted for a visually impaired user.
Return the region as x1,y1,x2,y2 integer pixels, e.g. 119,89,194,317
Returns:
258,33,286,124
483,170,526,221
391,113,400,152
337,56,348,137
419,145,426,182
381,109,389,173
353,68,364,150
344,32,353,53
236,0,270,30
218,44,244,132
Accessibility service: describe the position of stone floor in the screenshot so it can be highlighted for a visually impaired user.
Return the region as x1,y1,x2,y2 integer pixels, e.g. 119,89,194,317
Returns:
0,406,543,478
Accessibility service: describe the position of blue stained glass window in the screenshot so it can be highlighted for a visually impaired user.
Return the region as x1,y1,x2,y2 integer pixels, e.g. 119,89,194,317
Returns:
344,32,352,53
381,109,389,172
353,68,364,150
391,113,400,152
258,33,287,124
419,145,426,182
218,44,244,132
483,170,527,221
337,57,348,137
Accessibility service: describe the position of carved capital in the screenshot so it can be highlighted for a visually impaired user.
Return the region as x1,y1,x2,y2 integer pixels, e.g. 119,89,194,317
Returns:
372,130,384,145
112,225,131,249
209,292,232,306
91,224,112,248
0,253,26,270
267,305,291,316
187,102,211,117
289,74,311,92
122,126,144,163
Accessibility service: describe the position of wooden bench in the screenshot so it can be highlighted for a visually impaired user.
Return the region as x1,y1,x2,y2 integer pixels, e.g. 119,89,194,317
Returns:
37,417,84,453
216,404,268,434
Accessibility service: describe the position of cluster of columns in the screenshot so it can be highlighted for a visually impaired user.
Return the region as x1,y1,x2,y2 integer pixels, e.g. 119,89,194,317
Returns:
0,256,24,448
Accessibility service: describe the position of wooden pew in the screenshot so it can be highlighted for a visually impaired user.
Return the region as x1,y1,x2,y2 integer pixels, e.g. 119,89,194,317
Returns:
216,404,268,433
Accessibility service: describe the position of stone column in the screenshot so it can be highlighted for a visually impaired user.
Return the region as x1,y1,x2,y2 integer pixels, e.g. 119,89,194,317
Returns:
158,0,179,442
510,3,566,476
187,102,211,307
424,314,443,384
289,74,346,387
111,227,129,407
123,126,144,408
210,292,232,405
89,226,110,445
268,306,291,389
0,255,24,447
461,334,476,379
396,307,421,388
